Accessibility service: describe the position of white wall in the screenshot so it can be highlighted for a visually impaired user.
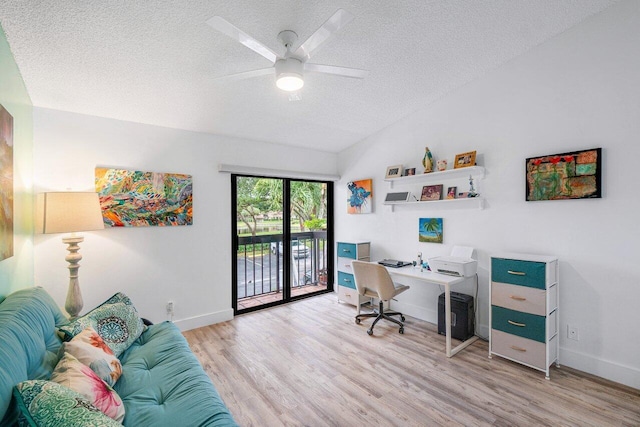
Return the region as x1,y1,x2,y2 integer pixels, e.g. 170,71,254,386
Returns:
33,108,337,329
0,24,33,296
337,0,640,388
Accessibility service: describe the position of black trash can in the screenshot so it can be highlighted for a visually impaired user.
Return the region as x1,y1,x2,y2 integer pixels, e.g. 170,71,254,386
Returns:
438,292,474,341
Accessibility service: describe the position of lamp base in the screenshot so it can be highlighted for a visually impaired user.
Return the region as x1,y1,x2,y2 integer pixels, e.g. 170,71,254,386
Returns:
63,235,84,319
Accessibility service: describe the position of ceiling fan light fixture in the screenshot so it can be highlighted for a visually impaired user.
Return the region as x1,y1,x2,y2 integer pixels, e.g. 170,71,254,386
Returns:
275,58,304,91
276,74,304,91
207,10,367,93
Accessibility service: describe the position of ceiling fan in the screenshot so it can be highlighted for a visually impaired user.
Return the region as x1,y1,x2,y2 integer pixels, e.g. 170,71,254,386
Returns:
206,9,369,93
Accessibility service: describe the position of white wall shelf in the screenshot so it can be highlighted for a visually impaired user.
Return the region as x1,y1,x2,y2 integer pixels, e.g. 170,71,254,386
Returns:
385,165,485,188
384,165,486,211
383,196,485,211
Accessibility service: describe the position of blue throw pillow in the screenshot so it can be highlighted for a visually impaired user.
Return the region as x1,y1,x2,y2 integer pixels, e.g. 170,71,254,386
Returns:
58,292,146,357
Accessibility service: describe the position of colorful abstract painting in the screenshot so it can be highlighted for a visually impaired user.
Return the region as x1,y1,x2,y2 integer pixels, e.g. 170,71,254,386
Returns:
419,218,443,243
95,167,192,227
526,148,602,201
0,104,13,261
347,179,372,214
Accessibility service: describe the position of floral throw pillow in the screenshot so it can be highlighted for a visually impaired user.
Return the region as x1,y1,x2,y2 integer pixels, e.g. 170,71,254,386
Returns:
62,327,123,387
58,292,146,357
13,380,122,427
50,352,125,422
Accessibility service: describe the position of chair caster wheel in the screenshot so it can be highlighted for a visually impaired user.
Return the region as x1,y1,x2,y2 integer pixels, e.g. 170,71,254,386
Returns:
399,327,404,334
355,318,361,324
367,329,373,336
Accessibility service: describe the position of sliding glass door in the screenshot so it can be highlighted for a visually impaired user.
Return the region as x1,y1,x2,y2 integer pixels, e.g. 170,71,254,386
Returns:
232,175,333,314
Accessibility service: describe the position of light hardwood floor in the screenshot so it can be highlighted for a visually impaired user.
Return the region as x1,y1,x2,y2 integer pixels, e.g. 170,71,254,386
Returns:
184,293,640,426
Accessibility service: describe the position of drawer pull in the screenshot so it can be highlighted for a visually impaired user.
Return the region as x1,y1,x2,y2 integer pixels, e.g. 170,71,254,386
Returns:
342,249,351,253
507,270,526,276
507,320,526,327
510,345,527,352
510,295,527,301
344,279,351,283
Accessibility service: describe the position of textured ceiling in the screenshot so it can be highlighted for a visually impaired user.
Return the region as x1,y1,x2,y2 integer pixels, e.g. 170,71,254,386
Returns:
0,0,617,153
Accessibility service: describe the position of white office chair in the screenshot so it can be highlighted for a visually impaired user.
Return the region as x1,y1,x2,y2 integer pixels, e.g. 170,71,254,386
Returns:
351,260,410,335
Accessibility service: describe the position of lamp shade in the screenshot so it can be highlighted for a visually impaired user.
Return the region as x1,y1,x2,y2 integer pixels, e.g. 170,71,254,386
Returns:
36,192,105,234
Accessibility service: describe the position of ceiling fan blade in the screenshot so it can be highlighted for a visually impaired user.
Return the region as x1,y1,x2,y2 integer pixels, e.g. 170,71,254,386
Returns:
304,63,369,79
293,9,354,61
206,16,279,63
213,68,274,83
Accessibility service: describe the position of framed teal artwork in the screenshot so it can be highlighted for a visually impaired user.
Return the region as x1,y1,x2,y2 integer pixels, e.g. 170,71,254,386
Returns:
419,218,443,243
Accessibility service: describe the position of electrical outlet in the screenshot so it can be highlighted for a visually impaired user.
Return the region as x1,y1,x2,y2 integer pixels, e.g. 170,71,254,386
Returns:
567,324,579,341
166,301,174,315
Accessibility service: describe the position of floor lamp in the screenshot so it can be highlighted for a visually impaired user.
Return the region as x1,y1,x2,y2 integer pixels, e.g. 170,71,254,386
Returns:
36,192,105,319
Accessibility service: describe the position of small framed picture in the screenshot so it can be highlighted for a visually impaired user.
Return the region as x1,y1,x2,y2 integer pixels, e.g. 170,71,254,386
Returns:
454,151,477,169
446,186,457,199
458,191,470,198
420,184,443,201
403,167,416,176
385,165,403,179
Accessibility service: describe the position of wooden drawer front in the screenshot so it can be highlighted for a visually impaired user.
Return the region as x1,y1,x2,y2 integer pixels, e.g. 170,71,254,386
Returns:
338,285,360,305
356,244,370,260
337,243,357,259
492,282,546,316
492,306,545,343
491,329,546,370
338,271,356,289
337,257,353,273
492,258,546,289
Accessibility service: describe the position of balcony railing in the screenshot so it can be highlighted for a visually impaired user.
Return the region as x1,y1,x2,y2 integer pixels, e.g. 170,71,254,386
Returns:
236,231,328,299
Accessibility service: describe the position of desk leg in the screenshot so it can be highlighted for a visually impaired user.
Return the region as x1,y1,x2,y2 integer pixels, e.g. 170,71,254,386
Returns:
444,282,480,358
445,283,452,357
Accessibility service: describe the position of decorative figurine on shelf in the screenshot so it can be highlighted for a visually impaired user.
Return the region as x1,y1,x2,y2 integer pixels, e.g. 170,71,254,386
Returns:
422,147,433,173
468,175,478,198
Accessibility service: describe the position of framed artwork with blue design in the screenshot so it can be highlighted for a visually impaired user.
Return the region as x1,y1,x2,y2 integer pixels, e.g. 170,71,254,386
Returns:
347,179,372,214
419,218,443,243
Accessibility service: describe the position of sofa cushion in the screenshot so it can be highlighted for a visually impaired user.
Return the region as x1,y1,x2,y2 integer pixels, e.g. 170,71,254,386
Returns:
62,326,122,387
13,380,122,427
0,287,68,425
115,321,238,426
58,292,146,357
51,352,126,422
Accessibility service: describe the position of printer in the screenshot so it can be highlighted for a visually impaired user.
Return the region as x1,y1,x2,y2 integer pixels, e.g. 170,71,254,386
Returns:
428,246,478,277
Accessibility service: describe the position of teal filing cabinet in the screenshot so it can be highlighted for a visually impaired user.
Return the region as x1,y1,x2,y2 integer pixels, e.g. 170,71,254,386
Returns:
336,241,370,307
489,253,559,379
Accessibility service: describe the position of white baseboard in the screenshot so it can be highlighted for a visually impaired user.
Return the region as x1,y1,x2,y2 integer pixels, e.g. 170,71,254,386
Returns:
173,308,234,332
560,347,640,390
475,324,490,340
391,300,437,323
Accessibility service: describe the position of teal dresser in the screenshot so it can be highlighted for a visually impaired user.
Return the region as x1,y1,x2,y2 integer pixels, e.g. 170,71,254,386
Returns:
336,241,370,307
489,253,559,379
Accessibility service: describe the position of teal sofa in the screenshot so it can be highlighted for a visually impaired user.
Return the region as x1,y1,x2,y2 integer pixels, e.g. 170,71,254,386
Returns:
0,287,238,426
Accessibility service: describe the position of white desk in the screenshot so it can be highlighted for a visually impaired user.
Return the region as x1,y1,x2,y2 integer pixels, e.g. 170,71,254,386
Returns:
385,265,479,358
